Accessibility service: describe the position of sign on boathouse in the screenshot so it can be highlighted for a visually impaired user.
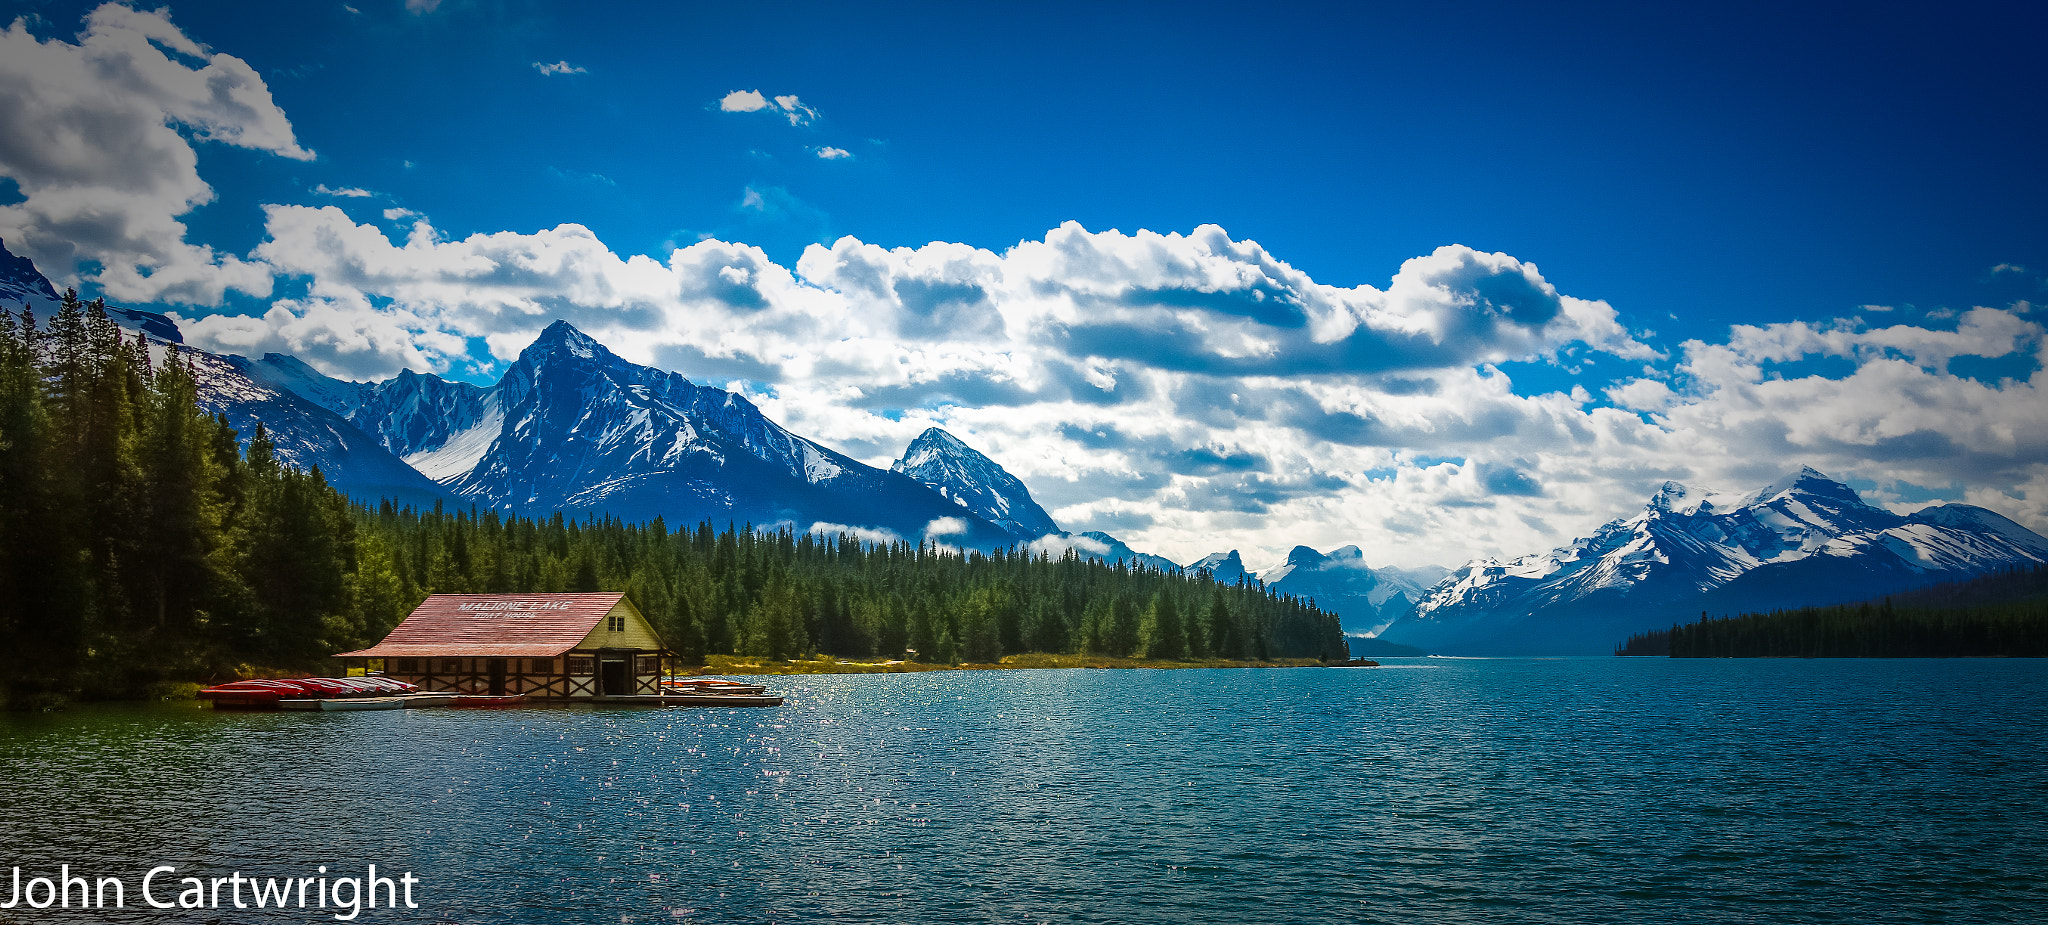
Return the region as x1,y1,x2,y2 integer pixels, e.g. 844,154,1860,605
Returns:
334,593,672,699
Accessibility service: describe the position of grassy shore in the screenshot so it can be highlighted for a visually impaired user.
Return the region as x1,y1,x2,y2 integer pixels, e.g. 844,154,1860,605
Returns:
690,653,1353,675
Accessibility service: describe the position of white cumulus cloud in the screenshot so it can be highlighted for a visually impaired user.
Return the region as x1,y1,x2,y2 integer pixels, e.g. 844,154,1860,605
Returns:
772,94,816,126
532,60,586,76
718,89,817,125
817,146,851,160
0,3,311,305
719,89,769,112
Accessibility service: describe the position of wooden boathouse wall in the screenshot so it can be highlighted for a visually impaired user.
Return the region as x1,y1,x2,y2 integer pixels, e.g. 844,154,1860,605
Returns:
335,593,673,699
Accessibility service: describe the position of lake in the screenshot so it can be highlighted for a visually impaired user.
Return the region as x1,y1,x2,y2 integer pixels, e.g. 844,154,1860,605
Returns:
3,658,2044,923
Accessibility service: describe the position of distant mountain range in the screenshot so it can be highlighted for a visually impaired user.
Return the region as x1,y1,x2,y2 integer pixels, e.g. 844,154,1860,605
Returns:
1262,546,1449,636
237,321,1023,548
8,239,2046,656
1379,467,2048,654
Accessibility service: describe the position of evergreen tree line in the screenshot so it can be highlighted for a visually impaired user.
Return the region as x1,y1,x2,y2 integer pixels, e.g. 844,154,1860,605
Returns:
1,294,393,703
361,501,1349,666
1,294,1346,703
1615,565,2048,657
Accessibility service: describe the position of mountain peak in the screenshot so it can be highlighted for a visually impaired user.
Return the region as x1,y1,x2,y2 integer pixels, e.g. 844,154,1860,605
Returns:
909,426,969,451
892,427,1059,540
519,320,610,365
1190,550,1249,583
1284,545,1326,567
1745,465,1870,512
0,237,61,307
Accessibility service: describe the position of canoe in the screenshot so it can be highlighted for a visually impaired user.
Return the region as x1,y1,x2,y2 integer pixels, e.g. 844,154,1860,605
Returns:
448,694,526,708
660,678,767,695
199,679,309,708
201,676,420,709
399,692,457,708
206,693,288,710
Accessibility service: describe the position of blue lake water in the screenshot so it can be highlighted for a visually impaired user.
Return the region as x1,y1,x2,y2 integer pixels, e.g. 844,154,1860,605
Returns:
3,658,2045,923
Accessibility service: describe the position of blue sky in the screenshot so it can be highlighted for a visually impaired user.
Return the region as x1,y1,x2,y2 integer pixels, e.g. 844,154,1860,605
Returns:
15,0,2047,337
2,0,2045,567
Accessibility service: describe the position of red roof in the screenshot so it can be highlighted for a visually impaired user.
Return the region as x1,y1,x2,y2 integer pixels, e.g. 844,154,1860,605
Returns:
334,593,632,658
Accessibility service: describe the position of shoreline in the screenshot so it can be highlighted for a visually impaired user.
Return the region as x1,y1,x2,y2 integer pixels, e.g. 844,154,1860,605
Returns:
691,653,1370,675
4,654,1371,710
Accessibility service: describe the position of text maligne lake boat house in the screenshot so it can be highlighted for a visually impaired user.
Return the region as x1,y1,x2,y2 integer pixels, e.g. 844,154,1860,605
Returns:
335,593,672,698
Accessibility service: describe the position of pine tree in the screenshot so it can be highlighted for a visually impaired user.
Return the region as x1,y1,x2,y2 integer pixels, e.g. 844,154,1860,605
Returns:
1141,591,1186,659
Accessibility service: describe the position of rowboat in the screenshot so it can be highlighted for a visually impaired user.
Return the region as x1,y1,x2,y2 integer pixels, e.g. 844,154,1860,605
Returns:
660,677,768,695
277,697,408,711
320,696,407,711
399,692,457,708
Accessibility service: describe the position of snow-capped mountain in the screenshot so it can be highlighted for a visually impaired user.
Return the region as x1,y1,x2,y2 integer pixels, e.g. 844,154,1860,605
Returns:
343,368,493,481
1,237,59,310
883,427,1217,568
892,427,1059,540
1259,545,1446,635
237,352,371,418
1188,550,1251,583
2,240,447,506
197,351,452,507
1381,467,2048,654
256,320,1016,545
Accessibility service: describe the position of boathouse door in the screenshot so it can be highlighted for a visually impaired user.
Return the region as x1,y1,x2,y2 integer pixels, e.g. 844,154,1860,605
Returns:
600,659,629,695
487,659,507,695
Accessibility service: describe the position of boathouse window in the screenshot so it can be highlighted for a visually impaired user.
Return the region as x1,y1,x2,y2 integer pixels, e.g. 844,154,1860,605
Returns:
441,658,462,674
608,615,626,632
529,658,554,674
394,658,418,673
567,656,594,675
636,656,660,675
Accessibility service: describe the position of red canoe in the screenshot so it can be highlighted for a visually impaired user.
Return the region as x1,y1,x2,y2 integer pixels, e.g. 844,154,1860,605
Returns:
199,676,421,709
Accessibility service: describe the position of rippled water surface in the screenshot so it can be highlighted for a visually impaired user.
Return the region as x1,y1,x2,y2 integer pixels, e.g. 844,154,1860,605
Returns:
4,658,2046,923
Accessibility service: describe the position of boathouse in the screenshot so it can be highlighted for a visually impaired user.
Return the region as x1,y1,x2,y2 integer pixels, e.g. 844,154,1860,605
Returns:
335,593,671,699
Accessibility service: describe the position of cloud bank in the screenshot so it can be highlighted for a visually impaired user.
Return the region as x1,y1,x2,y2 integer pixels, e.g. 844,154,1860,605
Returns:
170,201,2048,567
